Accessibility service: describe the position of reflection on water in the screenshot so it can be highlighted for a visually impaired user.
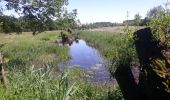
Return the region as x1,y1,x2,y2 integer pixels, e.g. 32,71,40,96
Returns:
61,39,112,82
69,40,103,68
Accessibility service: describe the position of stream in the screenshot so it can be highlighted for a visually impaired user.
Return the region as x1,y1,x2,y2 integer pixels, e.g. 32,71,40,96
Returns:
60,39,113,83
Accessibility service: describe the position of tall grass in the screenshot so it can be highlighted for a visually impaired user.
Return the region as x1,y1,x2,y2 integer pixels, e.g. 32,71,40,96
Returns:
0,67,78,100
0,66,123,100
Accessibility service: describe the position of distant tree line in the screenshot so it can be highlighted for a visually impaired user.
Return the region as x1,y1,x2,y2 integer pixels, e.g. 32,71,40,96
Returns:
80,22,123,30
123,18,150,26
80,5,167,30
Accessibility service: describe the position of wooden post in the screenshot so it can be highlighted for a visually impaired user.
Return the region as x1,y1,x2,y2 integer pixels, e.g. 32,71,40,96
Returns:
0,53,8,89
115,65,145,100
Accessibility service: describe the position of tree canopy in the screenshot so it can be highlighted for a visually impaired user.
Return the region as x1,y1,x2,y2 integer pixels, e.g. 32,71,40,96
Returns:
0,0,78,35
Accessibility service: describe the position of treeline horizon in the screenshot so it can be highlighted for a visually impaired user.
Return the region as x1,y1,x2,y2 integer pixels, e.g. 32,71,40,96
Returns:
80,18,148,29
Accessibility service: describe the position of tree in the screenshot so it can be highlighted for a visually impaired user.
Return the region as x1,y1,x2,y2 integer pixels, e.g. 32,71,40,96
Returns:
148,1,170,44
0,6,2,15
68,9,78,29
45,18,57,31
134,13,142,26
0,5,3,32
147,5,165,19
0,15,16,33
0,15,24,34
3,0,69,35
56,9,78,30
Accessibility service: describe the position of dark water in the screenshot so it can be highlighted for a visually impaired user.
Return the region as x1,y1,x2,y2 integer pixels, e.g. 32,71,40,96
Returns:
61,39,112,82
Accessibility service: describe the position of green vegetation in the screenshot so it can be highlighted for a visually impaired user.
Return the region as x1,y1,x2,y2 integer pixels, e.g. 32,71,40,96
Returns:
143,1,170,95
0,0,169,99
0,31,123,100
0,31,69,69
0,68,77,100
78,28,138,99
149,3,170,43
0,66,123,100
80,31,122,61
79,29,137,71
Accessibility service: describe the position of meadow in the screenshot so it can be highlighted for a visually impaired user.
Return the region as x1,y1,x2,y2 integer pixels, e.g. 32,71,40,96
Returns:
0,31,69,69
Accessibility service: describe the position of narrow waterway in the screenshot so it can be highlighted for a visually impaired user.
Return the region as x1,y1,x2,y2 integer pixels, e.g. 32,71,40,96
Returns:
61,39,113,82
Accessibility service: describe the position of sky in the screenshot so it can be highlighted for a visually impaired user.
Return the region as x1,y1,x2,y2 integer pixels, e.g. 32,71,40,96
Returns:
0,0,168,24
67,0,168,23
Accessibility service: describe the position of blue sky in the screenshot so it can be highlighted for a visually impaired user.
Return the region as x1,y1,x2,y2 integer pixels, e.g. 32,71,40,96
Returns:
67,0,167,23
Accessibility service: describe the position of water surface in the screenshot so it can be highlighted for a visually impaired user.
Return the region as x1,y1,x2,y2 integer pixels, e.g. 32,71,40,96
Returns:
69,40,104,68
61,39,112,82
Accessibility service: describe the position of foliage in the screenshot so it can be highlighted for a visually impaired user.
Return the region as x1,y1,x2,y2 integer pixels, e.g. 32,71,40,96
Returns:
0,16,23,34
0,0,78,34
150,58,170,93
5,0,68,22
56,9,78,30
148,0,170,90
112,25,137,73
148,1,170,46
